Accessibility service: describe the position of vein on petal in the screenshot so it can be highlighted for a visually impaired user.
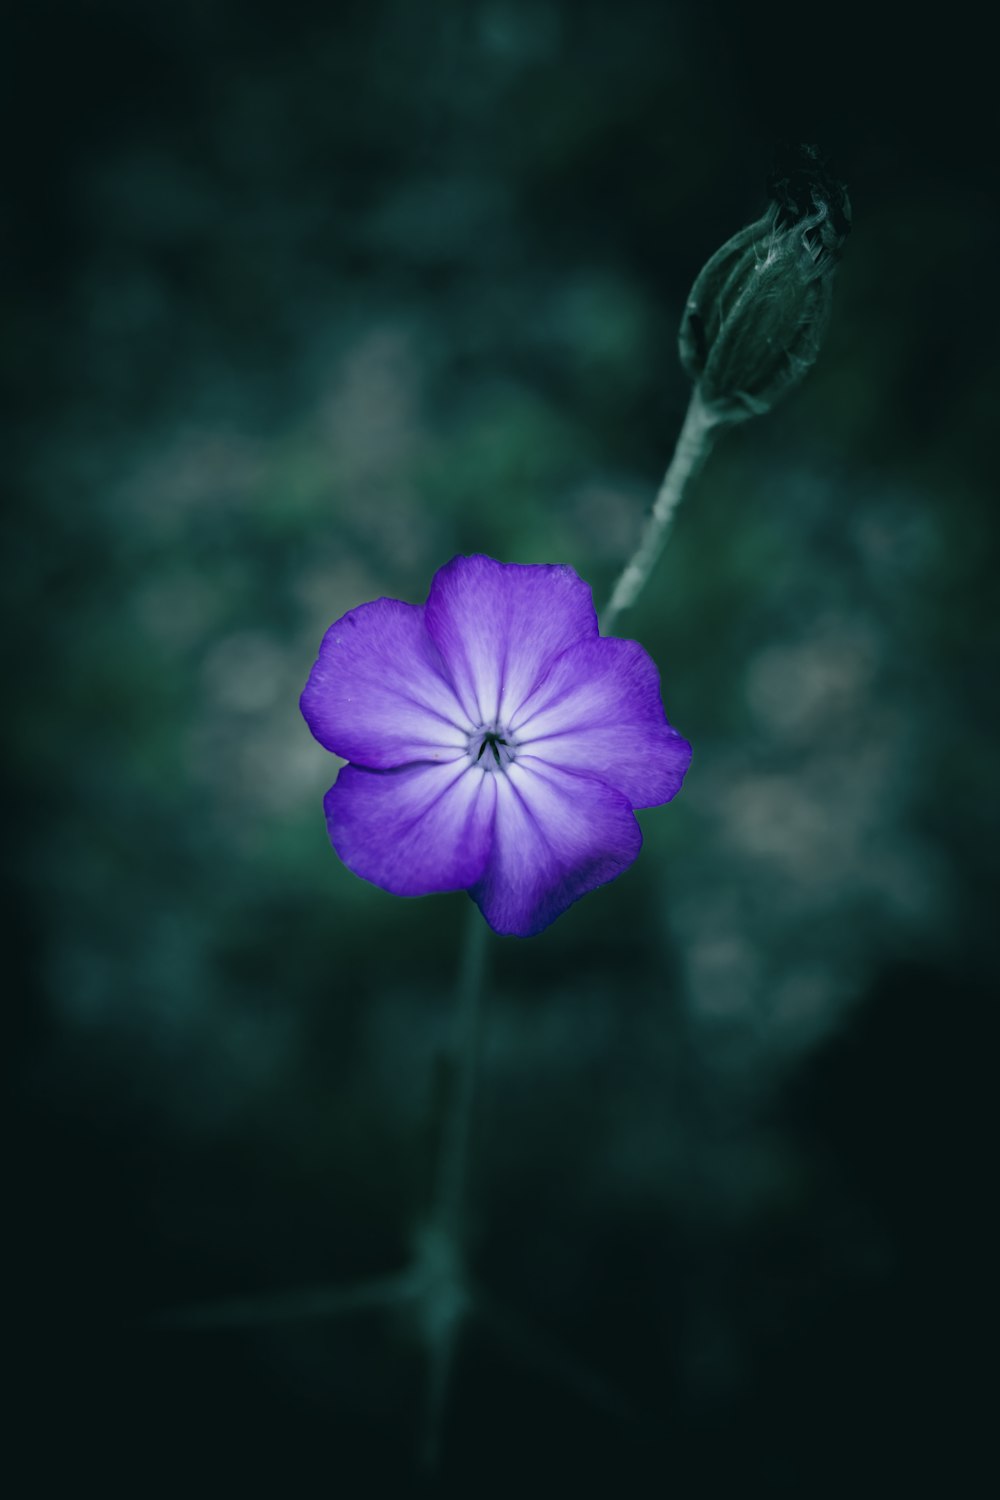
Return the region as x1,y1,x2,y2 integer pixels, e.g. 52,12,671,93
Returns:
362,761,472,836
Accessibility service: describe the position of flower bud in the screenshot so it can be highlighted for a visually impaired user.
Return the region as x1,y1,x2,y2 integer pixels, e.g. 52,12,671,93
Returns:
678,145,851,423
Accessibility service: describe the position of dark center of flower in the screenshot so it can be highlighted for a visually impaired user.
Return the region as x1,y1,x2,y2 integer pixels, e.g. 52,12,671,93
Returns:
469,726,517,773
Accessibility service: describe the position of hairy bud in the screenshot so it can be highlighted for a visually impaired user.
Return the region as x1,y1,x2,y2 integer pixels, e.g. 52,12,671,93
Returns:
679,145,851,422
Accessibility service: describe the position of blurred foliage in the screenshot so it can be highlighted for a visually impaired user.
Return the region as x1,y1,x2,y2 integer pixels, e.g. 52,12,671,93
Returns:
4,0,996,1493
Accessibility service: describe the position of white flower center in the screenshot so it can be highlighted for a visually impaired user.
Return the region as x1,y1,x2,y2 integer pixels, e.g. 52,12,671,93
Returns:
467,723,518,774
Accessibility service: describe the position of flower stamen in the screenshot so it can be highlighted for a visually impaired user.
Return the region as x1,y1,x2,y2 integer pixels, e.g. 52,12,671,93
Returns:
469,726,517,773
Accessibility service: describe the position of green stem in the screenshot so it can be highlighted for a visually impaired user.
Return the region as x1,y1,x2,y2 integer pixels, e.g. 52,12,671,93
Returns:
419,900,488,1468
434,900,489,1235
601,387,719,633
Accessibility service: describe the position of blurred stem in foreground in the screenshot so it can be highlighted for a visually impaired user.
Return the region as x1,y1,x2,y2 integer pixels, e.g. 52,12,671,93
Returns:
434,903,489,1237
150,897,628,1458
417,900,488,1468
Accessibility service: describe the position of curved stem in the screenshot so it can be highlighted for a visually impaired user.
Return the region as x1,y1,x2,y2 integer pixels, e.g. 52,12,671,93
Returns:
601,388,719,633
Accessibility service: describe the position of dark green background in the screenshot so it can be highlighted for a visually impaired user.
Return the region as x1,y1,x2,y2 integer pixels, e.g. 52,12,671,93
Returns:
6,1,995,1493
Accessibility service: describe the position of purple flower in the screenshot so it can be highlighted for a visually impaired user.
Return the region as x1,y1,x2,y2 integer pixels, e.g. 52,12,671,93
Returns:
300,555,692,937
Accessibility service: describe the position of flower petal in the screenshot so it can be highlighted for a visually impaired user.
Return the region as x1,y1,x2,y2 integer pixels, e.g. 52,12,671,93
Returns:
300,598,468,769
423,555,598,728
470,760,641,937
325,760,496,896
511,637,692,808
